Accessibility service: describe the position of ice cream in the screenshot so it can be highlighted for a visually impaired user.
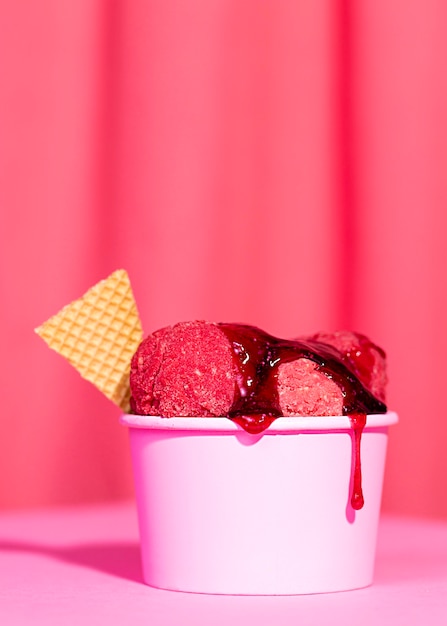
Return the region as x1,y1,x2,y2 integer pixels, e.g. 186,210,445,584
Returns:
34,272,387,430
130,320,387,434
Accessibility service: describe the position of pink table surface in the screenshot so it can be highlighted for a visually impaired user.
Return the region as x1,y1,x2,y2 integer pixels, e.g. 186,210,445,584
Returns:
0,502,446,625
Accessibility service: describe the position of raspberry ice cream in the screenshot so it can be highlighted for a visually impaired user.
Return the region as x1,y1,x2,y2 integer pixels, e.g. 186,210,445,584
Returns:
130,321,235,418
130,321,387,434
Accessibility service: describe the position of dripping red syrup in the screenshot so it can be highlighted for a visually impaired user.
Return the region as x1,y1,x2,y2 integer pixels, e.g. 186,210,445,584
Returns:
218,324,386,510
348,413,367,510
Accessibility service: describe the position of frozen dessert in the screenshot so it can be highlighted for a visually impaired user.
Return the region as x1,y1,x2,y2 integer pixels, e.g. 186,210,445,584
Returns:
130,321,387,434
34,271,397,594
34,271,387,428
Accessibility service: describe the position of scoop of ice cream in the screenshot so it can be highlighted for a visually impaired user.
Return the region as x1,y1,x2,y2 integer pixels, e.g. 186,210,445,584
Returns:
308,330,387,403
130,321,236,417
130,322,387,422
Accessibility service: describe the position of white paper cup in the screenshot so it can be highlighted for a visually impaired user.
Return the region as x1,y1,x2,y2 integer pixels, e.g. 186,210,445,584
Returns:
121,411,398,595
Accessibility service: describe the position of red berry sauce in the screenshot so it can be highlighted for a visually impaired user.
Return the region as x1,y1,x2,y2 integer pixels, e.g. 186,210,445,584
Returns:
218,324,387,510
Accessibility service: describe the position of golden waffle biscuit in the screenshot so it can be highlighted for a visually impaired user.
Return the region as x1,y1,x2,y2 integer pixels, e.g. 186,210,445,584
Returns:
35,269,143,412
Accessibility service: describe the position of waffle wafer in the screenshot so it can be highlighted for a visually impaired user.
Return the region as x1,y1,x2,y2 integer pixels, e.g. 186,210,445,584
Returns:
35,269,143,412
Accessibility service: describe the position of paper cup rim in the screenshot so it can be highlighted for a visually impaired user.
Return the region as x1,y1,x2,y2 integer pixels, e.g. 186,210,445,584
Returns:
120,410,398,433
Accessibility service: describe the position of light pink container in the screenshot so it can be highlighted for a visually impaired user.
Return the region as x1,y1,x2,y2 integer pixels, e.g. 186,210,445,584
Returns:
121,411,398,595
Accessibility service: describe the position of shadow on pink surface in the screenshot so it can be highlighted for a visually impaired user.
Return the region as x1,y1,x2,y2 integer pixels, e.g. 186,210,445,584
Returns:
0,540,143,584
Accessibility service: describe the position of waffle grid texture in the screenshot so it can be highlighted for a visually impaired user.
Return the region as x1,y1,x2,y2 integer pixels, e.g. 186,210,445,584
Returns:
35,269,143,412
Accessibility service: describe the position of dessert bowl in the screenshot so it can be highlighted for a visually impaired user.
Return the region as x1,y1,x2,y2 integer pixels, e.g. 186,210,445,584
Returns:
121,411,398,595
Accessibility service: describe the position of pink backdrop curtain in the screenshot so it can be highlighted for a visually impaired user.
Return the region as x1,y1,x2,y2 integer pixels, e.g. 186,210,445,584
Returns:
1,1,446,518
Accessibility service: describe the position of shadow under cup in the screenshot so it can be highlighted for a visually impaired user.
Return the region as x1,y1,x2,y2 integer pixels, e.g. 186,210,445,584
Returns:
120,412,398,595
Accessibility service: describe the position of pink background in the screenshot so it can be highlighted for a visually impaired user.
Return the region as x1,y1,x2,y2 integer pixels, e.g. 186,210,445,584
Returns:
1,1,446,518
